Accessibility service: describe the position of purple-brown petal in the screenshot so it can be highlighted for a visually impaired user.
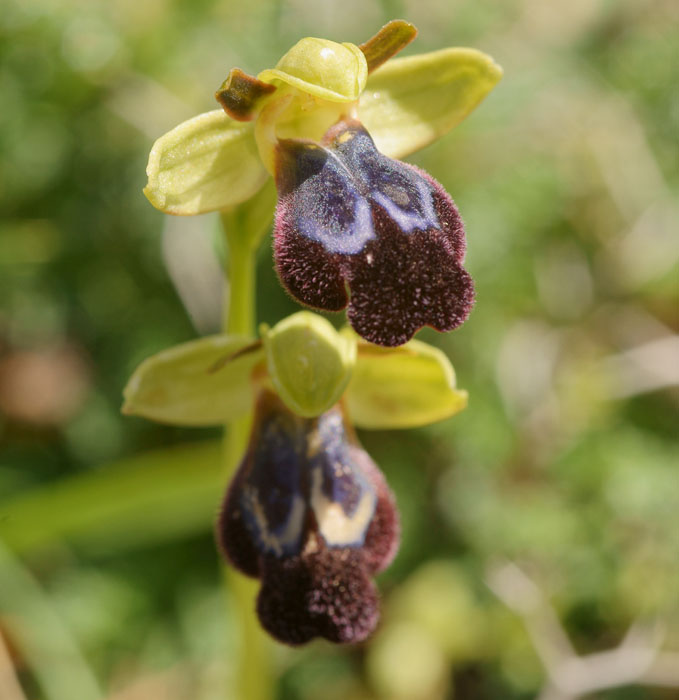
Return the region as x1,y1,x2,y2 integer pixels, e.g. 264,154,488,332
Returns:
324,120,440,236
273,223,348,311
350,444,400,574
257,544,379,645
272,120,475,346
358,20,418,74
346,228,474,347
346,163,474,347
214,68,276,122
275,138,375,254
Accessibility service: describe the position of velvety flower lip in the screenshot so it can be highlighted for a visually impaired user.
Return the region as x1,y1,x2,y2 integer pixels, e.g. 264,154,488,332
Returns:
273,118,475,347
217,389,399,645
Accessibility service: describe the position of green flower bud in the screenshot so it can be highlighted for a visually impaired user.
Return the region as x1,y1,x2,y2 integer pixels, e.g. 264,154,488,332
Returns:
263,312,357,418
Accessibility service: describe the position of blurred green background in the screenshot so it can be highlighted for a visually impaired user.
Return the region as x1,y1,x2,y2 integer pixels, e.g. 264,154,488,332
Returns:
1,0,678,698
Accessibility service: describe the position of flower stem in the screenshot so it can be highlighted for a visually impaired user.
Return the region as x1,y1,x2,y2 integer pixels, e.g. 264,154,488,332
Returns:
219,209,273,700
222,225,256,338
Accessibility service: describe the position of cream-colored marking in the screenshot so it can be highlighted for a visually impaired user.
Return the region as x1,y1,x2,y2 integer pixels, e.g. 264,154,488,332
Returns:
310,468,375,546
337,130,354,145
306,428,323,459
303,532,319,555
242,485,306,556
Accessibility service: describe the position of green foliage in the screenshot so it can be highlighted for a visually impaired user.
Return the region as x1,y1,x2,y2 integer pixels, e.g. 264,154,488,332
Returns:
1,0,677,698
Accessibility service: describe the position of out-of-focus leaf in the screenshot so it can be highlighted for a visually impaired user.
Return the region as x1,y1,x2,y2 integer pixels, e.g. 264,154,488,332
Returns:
0,441,223,554
0,541,103,700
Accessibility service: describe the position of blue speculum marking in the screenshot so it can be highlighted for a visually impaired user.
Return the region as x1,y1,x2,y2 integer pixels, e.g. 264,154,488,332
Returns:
291,147,375,255
238,404,377,557
311,410,373,520
333,126,440,234
240,410,307,557
281,121,441,256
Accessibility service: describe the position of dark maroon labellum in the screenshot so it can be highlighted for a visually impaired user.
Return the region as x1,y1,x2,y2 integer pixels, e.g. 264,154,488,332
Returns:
273,119,475,347
217,390,399,645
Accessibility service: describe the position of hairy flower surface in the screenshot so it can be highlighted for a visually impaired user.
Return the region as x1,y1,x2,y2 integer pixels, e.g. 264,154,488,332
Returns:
143,21,502,346
218,390,398,645
123,312,469,644
275,119,474,346
134,19,501,641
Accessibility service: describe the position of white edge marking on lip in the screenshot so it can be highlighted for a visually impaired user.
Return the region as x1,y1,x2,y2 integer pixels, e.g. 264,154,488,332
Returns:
310,466,376,546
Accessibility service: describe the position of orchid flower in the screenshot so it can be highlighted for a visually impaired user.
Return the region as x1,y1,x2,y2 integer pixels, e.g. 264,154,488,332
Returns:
143,20,501,346
131,21,502,645
123,311,468,643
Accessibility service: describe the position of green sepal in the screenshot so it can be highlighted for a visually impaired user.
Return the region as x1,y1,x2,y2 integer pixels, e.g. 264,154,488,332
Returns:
359,48,503,159
258,38,368,103
122,335,264,425
346,336,468,429
144,110,268,215
263,312,357,418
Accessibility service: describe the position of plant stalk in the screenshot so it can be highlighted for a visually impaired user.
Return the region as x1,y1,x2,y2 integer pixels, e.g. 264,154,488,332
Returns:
219,211,273,700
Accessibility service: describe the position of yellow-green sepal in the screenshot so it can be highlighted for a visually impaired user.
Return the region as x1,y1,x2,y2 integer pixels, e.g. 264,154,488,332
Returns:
263,312,357,418
258,38,368,103
359,48,503,159
122,335,264,425
345,336,468,429
144,110,268,215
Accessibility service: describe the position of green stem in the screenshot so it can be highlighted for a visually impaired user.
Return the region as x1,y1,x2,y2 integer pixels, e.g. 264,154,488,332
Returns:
223,227,256,338
219,211,273,700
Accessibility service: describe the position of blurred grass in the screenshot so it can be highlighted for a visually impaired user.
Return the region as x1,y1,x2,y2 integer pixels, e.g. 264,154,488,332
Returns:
0,441,222,554
1,0,678,698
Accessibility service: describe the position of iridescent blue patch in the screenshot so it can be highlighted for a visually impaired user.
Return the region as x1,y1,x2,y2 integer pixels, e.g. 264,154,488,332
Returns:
237,400,376,557
276,125,441,256
329,125,439,234
308,409,376,547
276,141,375,254
217,390,400,646
274,119,474,346
239,408,307,557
